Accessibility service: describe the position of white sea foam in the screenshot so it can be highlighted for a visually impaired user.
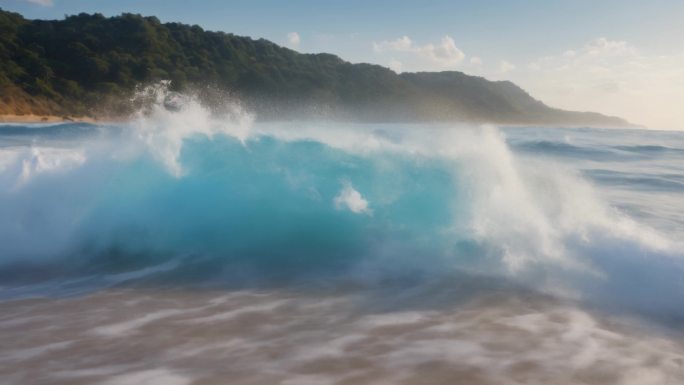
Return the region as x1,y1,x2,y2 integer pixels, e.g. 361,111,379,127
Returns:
0,147,86,189
101,368,192,385
334,180,372,215
182,299,289,324
0,340,73,362
91,309,183,337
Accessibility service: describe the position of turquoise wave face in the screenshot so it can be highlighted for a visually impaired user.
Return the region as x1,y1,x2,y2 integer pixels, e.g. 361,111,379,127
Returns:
74,135,463,279
0,127,476,284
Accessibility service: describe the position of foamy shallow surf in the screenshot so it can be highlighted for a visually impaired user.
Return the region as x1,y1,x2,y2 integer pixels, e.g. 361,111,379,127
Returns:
0,288,682,385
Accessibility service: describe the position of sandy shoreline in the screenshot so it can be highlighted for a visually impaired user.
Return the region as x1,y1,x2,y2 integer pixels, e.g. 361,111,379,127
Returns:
0,114,98,124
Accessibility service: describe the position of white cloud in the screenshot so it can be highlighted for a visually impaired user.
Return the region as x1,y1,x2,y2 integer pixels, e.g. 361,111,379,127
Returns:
334,181,371,215
510,37,684,129
427,36,466,65
23,0,53,5
470,56,483,66
499,60,516,73
286,32,300,48
373,35,465,70
584,37,635,56
374,36,413,52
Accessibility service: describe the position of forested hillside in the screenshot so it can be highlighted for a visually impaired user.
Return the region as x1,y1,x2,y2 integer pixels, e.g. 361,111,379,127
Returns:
0,9,629,126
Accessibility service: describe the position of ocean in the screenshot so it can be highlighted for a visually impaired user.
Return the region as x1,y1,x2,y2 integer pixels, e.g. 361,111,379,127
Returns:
1,92,683,384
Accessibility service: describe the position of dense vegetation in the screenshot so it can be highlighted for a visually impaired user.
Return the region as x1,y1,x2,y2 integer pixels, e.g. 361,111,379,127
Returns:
0,8,628,126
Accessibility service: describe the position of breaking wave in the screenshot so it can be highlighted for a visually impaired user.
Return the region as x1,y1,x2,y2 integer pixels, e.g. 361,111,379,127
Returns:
1,84,683,321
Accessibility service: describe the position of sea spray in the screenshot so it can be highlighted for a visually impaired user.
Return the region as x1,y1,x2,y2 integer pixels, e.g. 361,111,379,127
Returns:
129,81,255,176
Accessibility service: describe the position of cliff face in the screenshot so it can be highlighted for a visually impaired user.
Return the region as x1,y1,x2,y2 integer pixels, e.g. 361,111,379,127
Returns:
0,9,630,127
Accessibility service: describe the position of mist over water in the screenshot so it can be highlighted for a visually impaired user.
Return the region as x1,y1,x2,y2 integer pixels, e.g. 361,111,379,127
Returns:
1,87,684,384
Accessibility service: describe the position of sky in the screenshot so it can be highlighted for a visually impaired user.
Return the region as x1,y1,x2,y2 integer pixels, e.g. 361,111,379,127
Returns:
2,0,684,129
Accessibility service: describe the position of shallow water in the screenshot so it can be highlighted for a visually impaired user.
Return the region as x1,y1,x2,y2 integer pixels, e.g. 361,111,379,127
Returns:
1,287,683,385
1,95,684,383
